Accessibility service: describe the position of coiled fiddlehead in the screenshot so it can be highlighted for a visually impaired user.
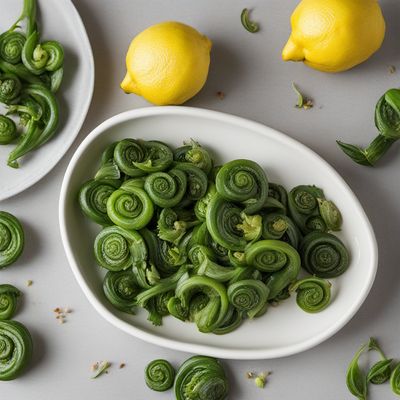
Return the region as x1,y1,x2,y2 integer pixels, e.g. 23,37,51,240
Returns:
0,32,25,64
288,185,327,234
144,169,187,208
215,159,268,214
106,183,154,230
212,306,243,335
134,140,173,173
0,285,20,320
103,270,140,314
317,198,343,231
0,320,33,381
194,181,216,221
262,213,302,249
0,73,21,104
391,363,400,395
206,194,247,251
300,232,350,278
174,355,229,400
94,141,121,181
0,115,17,144
289,277,331,313
174,275,229,333
227,279,269,318
174,140,213,174
114,139,147,177
78,179,120,225
245,240,301,299
0,211,24,269
145,359,175,392
94,226,145,271
174,162,209,201
268,183,288,208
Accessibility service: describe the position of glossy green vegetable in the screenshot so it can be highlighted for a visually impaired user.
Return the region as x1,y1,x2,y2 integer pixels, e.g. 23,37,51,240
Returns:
103,270,139,313
0,32,25,64
241,8,259,33
0,115,17,144
318,199,342,231
212,305,243,335
0,73,21,104
0,285,20,320
227,279,269,318
174,139,213,174
338,88,400,166
114,139,146,176
78,179,120,225
174,355,228,400
174,162,208,201
134,140,173,173
268,183,288,209
0,211,24,269
289,277,331,313
346,341,368,400
0,320,33,380
216,159,268,214
145,359,175,392
391,362,400,395
194,182,217,221
367,337,392,385
300,232,350,278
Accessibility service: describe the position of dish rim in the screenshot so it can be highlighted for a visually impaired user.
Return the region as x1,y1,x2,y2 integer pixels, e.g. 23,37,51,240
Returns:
59,106,378,360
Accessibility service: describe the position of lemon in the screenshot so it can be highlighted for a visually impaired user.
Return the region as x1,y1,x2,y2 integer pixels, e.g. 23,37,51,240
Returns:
282,0,386,72
121,21,212,105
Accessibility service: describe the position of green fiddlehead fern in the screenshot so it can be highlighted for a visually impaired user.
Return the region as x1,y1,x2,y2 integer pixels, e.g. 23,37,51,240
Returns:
300,232,350,278
0,211,24,269
317,198,343,231
94,226,145,271
94,141,121,181
106,183,154,230
0,320,33,381
194,181,217,221
0,285,21,320
215,159,268,214
174,355,229,400
262,213,302,249
103,270,140,314
0,73,21,104
145,359,175,392
391,362,400,395
227,279,269,318
206,194,247,251
346,340,369,400
174,140,213,174
78,179,120,225
174,162,209,201
174,275,229,333
133,140,173,173
268,183,288,208
289,277,331,313
144,168,187,208
0,115,17,144
0,59,41,85
0,32,26,64
114,139,147,177
212,306,243,335
245,240,301,299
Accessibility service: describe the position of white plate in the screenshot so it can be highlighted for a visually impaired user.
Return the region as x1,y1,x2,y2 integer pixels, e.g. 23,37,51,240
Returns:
0,0,94,201
59,107,378,360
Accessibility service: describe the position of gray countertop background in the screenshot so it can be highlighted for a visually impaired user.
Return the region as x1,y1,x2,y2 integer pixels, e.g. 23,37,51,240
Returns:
2,0,400,398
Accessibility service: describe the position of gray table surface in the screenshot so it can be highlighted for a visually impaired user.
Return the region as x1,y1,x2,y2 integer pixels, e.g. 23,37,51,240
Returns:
2,0,400,398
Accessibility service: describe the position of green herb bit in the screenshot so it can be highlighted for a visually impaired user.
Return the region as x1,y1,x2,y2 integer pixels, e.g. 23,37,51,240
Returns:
254,371,270,389
292,83,313,110
346,342,368,400
241,8,260,33
367,359,392,385
91,361,111,379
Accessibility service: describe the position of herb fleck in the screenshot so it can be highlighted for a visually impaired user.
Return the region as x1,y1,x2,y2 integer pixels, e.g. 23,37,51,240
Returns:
241,8,260,33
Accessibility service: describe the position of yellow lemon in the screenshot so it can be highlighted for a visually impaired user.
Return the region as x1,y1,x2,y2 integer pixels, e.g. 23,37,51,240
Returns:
121,21,212,105
282,0,386,72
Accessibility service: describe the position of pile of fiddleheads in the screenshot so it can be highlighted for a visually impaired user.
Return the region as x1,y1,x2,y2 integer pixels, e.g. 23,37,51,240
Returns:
0,0,65,168
79,138,350,334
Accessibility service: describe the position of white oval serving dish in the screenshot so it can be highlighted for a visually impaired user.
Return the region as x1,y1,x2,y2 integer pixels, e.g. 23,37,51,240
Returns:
59,106,377,360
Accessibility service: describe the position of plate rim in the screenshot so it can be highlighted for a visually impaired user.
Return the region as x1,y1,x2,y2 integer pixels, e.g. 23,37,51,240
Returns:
59,106,378,360
0,0,95,202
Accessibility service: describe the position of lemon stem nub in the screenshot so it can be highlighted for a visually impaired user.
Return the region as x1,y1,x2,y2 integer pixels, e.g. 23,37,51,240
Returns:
120,72,138,94
282,37,305,61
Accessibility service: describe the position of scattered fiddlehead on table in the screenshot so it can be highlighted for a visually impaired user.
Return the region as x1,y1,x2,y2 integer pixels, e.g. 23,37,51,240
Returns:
0,285,21,320
289,277,331,313
145,359,175,392
0,211,24,269
174,355,229,400
300,232,350,278
0,320,33,381
0,115,17,144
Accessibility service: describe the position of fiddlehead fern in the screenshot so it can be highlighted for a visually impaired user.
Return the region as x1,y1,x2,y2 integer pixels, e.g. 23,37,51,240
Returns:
145,359,175,391
94,226,145,271
212,306,243,335
268,183,288,208
174,355,229,400
300,232,350,278
0,115,17,144
391,363,400,395
144,169,187,208
262,213,302,249
0,73,21,104
0,32,26,64
103,270,140,313
0,320,33,381
174,139,213,174
215,159,268,214
114,139,147,177
194,182,216,221
174,163,208,201
0,211,24,269
134,140,173,173
317,199,343,231
78,179,120,225
0,285,21,320
227,279,269,318
289,277,331,313
106,184,154,230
